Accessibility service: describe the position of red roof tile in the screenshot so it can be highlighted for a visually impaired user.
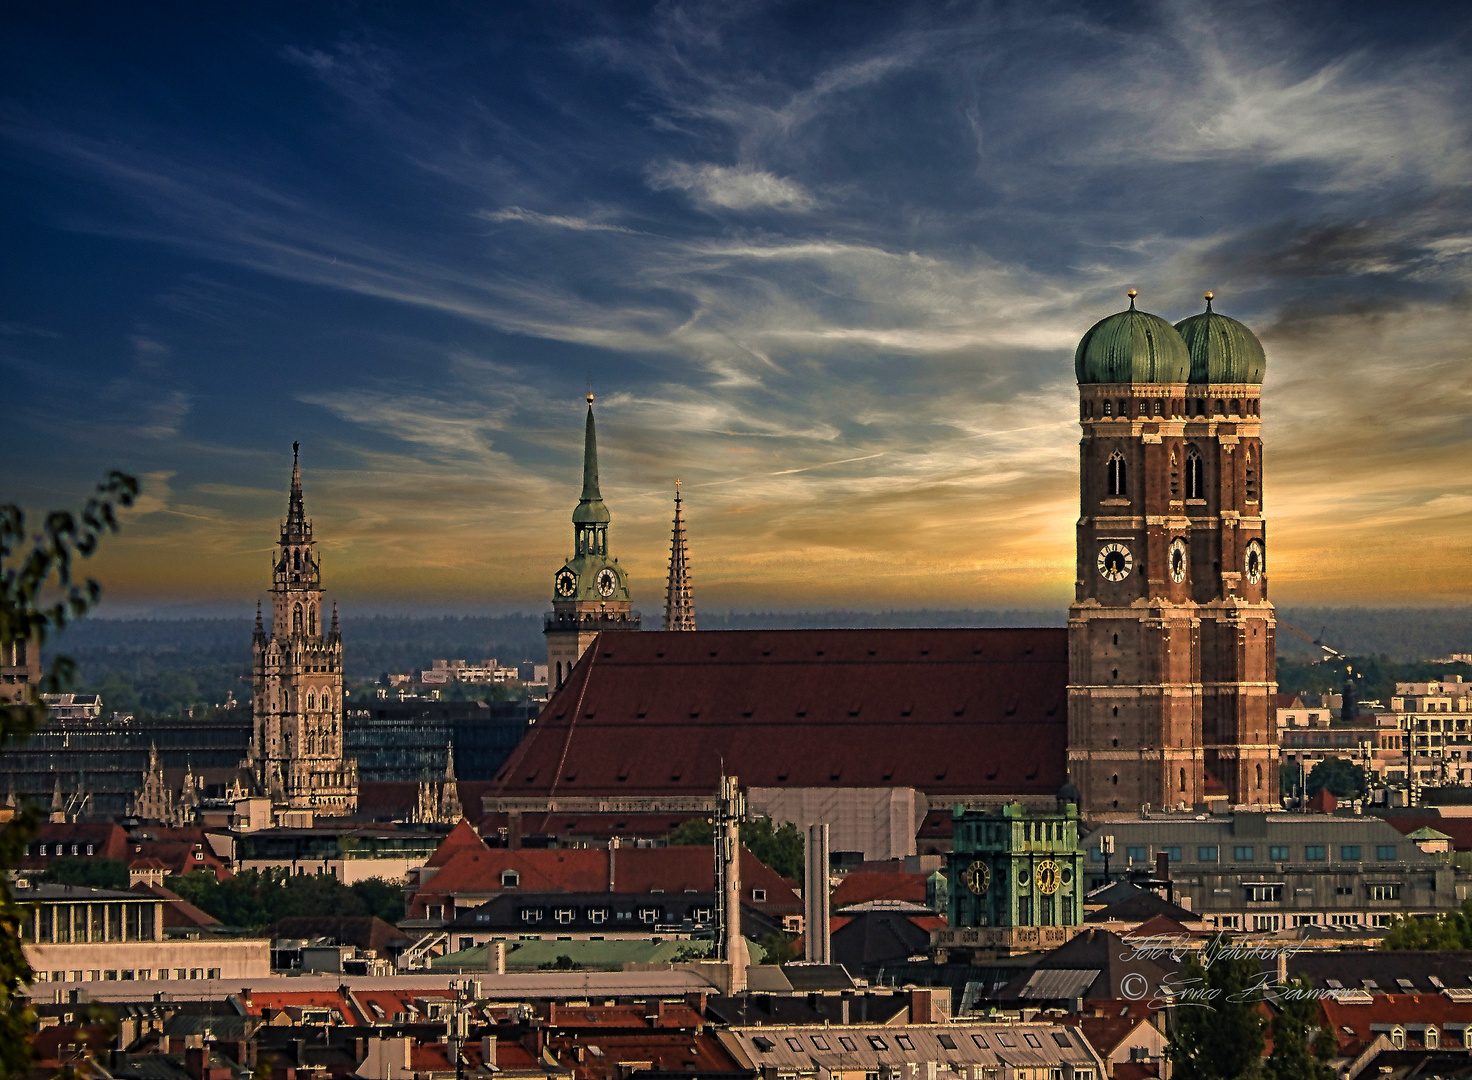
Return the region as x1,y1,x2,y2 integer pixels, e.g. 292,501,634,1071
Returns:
489,628,1068,804
1320,992,1472,1055
427,819,490,867
832,872,930,909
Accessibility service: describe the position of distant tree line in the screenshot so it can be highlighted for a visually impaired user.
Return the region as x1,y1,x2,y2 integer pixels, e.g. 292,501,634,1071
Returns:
167,869,404,928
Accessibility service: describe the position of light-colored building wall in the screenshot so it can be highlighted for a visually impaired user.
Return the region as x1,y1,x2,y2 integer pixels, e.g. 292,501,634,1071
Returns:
26,938,270,984
746,787,924,861
236,857,425,885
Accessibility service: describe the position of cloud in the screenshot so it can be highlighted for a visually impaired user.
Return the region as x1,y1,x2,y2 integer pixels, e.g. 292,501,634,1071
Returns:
478,206,635,233
647,162,816,211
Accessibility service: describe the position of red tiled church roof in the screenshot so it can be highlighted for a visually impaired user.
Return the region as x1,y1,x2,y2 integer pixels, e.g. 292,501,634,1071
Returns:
491,628,1068,804
427,818,488,867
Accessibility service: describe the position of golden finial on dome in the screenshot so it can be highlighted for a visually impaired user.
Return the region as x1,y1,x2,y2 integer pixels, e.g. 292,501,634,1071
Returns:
586,388,595,405
1126,288,1138,310
1204,291,1214,312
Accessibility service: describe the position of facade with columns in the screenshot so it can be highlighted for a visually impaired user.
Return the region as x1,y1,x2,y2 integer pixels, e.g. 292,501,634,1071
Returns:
1067,292,1277,814
249,445,358,814
545,395,640,690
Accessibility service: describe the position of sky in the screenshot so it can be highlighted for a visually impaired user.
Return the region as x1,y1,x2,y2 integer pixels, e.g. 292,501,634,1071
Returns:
3,1,1470,615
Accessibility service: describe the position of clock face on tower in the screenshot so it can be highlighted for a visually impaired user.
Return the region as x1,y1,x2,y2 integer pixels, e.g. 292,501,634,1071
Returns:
1097,543,1133,582
1245,540,1265,585
555,568,577,597
960,860,991,895
1169,538,1188,583
595,567,619,598
1035,859,1062,895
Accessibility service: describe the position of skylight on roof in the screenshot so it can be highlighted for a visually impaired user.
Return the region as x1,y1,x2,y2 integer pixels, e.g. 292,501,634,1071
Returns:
1431,976,1446,989
1396,979,1415,991
1326,979,1344,989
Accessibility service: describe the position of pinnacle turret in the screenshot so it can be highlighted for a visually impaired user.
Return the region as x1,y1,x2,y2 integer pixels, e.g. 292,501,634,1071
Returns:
283,441,311,544
573,396,611,525
663,481,696,631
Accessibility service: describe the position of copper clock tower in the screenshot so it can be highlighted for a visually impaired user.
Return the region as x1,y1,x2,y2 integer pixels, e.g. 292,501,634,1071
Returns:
1067,291,1277,814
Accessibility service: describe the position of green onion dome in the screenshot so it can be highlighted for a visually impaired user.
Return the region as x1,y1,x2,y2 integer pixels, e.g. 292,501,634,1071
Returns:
1074,290,1191,385
1173,293,1266,384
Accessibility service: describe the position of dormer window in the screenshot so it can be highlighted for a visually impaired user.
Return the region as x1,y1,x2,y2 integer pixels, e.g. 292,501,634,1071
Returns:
500,870,520,889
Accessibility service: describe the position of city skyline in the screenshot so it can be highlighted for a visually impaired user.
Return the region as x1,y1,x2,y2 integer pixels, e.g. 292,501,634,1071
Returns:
4,3,1470,612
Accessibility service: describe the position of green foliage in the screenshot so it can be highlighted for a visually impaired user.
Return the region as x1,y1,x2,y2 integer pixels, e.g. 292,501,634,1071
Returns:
0,471,138,1076
1381,898,1472,950
1305,758,1368,800
664,815,805,880
755,932,798,966
1266,976,1335,1080
539,954,581,970
37,857,129,890
1276,654,1472,712
167,869,405,929
1168,934,1267,1080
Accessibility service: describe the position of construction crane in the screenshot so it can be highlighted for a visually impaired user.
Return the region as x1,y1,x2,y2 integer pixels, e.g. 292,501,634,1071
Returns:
1280,621,1345,663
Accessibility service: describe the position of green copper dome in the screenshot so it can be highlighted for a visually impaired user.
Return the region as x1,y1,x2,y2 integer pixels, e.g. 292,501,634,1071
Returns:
1174,294,1266,384
1074,292,1191,385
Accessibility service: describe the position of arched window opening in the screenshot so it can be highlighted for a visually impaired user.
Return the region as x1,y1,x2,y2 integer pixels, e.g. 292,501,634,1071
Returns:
293,550,301,571
1107,452,1128,497
1256,764,1263,789
293,603,303,635
1118,399,1128,418
1111,774,1119,786
556,661,563,688
1185,449,1204,500
1170,450,1180,498
1102,400,1112,416
1139,401,1148,417
308,605,317,636
1180,768,1186,792
307,693,315,710
1230,399,1240,415
1153,400,1162,416
1214,399,1225,416
1245,450,1258,502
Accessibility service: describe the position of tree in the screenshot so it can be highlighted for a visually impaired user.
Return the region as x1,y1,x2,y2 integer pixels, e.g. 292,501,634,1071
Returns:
755,932,798,965
166,868,410,930
37,857,129,891
1305,758,1368,800
663,815,805,880
1168,934,1267,1080
0,471,137,1075
1266,976,1335,1080
350,877,406,923
1381,898,1472,950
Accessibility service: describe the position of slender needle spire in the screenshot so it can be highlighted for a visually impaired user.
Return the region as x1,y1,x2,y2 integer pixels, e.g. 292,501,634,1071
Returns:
663,480,696,631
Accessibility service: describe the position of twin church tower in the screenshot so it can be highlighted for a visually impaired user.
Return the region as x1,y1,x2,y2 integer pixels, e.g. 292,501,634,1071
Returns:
249,289,1275,817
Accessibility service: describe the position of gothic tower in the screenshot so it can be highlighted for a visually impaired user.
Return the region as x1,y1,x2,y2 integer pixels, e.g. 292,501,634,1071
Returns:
250,443,357,814
1067,291,1276,814
545,394,640,690
663,481,696,631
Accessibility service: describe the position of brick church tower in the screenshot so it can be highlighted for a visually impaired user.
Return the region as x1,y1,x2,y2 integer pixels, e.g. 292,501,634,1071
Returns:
545,394,639,690
1067,291,1277,814
250,444,357,814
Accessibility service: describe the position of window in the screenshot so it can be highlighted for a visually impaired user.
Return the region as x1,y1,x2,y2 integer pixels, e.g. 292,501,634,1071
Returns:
867,1037,888,1051
1102,401,1112,416
1185,449,1204,499
501,870,519,888
786,1038,803,1052
937,1035,957,1051
1052,1032,1072,1048
554,909,575,924
896,1036,914,1050
1234,846,1254,861
588,909,608,924
520,908,542,923
1341,846,1361,861
1198,846,1219,862
1335,886,1353,896
1244,884,1282,902
1107,452,1128,497
1369,884,1401,901
1305,846,1326,861
1127,846,1147,862
1024,1034,1042,1049
1377,845,1397,860
971,1034,989,1049
638,908,660,924
1245,450,1257,501
751,889,766,902
812,1036,831,1051
839,1037,857,1052
85,845,93,856
1269,846,1289,861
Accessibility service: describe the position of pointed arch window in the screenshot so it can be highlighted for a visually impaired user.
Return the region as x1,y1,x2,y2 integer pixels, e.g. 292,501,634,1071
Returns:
1180,768,1186,792
1245,449,1258,503
308,605,317,636
1185,449,1204,500
293,603,303,635
1102,401,1112,417
1106,452,1128,497
1169,450,1180,499
1256,764,1263,789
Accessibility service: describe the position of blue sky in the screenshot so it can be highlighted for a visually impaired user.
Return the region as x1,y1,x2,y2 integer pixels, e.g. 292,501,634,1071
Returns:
3,1,1470,613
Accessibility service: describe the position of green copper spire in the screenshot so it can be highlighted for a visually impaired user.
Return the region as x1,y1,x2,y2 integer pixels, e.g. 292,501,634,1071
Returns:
573,392,611,525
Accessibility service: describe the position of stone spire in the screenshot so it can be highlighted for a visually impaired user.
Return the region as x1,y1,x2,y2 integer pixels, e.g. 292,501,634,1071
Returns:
663,481,695,631
329,601,340,642
284,441,309,544
254,601,265,644
573,394,610,526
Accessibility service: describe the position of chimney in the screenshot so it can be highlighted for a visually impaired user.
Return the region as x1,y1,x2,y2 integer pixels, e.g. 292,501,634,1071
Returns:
804,823,831,965
1156,852,1173,904
482,1035,497,1069
908,989,933,1025
488,940,506,975
509,811,522,850
609,838,617,892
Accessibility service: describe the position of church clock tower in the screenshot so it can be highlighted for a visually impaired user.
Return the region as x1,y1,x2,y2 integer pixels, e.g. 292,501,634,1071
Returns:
545,394,639,689
1067,291,1276,814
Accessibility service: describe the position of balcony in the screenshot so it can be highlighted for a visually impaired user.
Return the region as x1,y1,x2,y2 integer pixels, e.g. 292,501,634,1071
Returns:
543,610,643,633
